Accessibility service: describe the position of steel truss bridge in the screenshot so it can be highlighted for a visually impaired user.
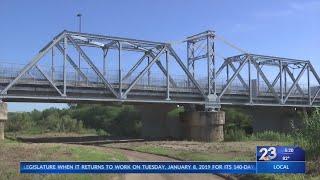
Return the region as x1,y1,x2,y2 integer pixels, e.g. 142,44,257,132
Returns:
0,30,320,109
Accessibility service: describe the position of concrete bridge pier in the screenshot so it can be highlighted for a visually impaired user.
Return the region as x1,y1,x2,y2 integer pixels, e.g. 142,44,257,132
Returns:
138,104,225,141
180,110,225,142
137,104,182,139
0,103,7,141
249,106,304,133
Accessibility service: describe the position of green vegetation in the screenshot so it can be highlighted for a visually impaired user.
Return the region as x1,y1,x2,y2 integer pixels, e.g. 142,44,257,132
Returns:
103,140,263,162
70,104,141,137
224,107,253,134
225,129,294,143
0,140,127,180
118,141,316,180
249,131,293,142
133,145,252,161
167,106,184,118
5,104,142,138
6,108,86,134
223,107,293,143
222,107,320,178
5,104,320,179
293,109,320,175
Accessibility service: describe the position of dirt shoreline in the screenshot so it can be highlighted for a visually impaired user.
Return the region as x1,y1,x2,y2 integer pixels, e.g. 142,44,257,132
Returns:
112,148,225,180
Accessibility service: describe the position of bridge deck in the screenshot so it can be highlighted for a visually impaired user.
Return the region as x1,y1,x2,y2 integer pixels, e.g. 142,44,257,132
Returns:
0,69,318,107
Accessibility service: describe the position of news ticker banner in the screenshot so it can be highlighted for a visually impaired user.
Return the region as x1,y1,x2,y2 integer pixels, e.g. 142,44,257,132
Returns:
20,146,305,174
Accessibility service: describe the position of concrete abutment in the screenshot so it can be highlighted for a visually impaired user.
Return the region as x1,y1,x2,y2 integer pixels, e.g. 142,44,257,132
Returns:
0,103,7,141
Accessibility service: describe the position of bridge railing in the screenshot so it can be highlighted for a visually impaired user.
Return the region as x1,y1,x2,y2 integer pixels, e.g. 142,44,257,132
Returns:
0,62,313,98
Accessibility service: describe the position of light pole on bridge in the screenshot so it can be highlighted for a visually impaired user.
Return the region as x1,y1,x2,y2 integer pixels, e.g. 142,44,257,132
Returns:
76,13,82,82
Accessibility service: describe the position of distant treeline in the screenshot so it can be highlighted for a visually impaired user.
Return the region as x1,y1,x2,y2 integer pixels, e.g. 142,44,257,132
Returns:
5,104,255,140
5,104,141,137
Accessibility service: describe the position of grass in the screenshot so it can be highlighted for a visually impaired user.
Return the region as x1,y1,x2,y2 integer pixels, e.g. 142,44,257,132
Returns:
105,140,318,180
133,145,252,161
6,130,99,139
225,130,294,143
249,131,294,142
66,146,127,161
106,140,269,161
0,139,127,180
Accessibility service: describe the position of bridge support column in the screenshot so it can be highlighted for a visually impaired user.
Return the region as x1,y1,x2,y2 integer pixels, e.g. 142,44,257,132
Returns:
0,103,7,141
137,104,181,139
180,111,225,142
249,107,303,133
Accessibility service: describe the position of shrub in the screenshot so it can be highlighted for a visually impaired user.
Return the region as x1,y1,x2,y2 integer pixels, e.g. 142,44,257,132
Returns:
109,106,142,137
224,129,247,141
44,113,61,131
224,108,252,134
60,115,78,132
96,129,109,136
5,112,35,132
168,107,184,118
250,131,293,142
6,104,141,137
295,108,320,160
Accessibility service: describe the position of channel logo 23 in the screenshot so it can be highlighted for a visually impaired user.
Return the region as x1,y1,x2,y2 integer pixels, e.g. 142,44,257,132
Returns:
259,147,277,161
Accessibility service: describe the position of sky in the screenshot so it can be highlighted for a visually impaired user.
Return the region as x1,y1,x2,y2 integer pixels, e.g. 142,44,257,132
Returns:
0,0,319,112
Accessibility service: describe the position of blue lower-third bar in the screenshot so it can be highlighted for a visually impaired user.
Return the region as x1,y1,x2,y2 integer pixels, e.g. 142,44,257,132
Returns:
20,161,256,174
257,161,305,174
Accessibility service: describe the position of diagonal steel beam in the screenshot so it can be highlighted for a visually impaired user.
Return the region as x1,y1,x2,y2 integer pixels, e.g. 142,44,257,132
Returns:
266,71,281,93
284,64,307,103
228,61,249,90
252,59,281,103
67,35,118,98
122,52,177,88
155,59,177,87
26,71,36,79
55,44,89,82
122,46,167,98
307,64,320,104
134,50,178,87
284,66,304,96
149,51,177,87
219,58,248,98
216,61,228,77
272,72,280,87
309,63,320,83
312,88,320,104
121,42,178,87
35,65,63,96
1,32,65,95
166,45,206,98
122,53,148,81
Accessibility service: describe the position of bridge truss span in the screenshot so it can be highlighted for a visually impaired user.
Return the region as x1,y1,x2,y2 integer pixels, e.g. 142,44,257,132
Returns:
0,30,320,108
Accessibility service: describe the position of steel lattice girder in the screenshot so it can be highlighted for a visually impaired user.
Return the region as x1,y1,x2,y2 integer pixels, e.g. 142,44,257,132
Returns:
0,30,207,102
2,30,320,107
215,53,320,105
